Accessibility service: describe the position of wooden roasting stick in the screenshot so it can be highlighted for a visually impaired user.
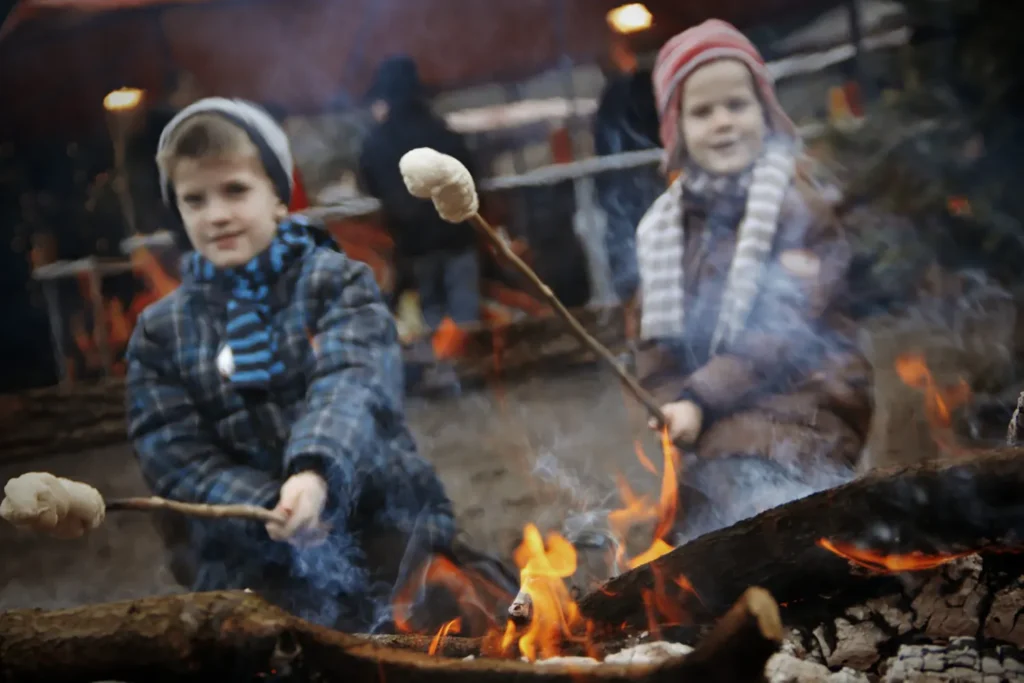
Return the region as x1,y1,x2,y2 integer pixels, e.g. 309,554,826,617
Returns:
106,495,284,524
399,148,673,435
0,588,782,683
1,472,285,540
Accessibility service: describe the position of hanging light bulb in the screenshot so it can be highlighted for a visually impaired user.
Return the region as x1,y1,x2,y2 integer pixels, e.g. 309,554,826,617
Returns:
103,87,144,112
607,3,652,35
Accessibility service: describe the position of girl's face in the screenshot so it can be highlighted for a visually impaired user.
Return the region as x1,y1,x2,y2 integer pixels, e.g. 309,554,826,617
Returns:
679,59,767,175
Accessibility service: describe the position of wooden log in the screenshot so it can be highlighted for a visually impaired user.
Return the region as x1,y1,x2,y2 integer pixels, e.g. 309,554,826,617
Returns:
670,587,782,683
0,379,127,464
0,588,779,683
578,448,1024,631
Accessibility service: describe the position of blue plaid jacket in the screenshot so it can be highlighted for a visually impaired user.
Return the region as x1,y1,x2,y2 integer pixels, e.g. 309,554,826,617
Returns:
125,242,456,575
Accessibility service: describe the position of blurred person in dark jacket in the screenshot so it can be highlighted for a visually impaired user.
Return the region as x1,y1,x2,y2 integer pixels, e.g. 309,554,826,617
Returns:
359,56,481,337
593,67,664,307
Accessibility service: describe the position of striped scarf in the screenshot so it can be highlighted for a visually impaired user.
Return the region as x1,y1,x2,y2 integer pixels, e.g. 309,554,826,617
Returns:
189,218,314,390
636,139,795,348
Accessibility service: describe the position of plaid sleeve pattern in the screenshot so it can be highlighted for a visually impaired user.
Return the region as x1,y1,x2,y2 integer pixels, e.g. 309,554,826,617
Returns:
125,296,279,512
284,250,409,519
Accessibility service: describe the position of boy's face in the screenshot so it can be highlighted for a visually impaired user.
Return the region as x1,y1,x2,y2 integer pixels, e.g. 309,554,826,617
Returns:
173,154,287,268
679,59,767,175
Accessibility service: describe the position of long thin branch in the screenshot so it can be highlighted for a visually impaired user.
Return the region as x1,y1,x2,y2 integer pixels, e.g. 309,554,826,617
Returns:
107,496,286,524
466,213,670,430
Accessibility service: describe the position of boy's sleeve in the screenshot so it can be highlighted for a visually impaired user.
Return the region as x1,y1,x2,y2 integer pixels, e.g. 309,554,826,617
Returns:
126,311,279,510
284,252,405,517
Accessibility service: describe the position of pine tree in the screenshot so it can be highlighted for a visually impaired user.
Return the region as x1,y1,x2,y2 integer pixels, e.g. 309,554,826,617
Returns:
827,0,1024,291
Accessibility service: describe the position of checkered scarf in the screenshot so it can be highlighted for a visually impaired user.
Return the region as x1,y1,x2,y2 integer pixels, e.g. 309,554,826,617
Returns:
636,139,795,348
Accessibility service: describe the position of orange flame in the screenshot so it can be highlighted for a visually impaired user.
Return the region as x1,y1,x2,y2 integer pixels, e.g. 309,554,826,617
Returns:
428,618,462,656
65,246,182,379
504,524,588,661
390,411,697,660
391,554,510,637
894,353,971,455
818,538,973,573
431,317,471,360
894,353,971,429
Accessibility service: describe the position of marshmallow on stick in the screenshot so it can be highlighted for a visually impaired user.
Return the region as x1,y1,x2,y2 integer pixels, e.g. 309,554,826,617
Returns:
1,472,105,539
1,472,285,540
398,147,675,436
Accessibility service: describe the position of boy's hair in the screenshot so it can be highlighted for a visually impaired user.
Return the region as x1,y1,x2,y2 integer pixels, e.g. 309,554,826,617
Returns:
156,113,260,182
156,98,294,208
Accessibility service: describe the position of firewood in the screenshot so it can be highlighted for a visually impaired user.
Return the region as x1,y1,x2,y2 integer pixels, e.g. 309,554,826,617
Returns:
672,587,782,683
0,589,781,683
1008,391,1024,445
578,447,1024,631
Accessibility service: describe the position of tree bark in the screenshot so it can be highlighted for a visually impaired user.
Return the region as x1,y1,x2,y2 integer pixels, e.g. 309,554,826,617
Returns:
0,588,779,683
578,448,1024,631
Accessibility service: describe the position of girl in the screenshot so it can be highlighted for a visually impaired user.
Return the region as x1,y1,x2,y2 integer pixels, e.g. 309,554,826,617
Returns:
635,20,873,535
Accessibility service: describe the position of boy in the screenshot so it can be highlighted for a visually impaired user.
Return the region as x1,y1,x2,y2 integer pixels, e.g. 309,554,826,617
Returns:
635,21,873,537
125,97,457,630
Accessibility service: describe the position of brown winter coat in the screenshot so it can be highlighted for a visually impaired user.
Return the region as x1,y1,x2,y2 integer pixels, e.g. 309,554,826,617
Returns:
636,175,873,470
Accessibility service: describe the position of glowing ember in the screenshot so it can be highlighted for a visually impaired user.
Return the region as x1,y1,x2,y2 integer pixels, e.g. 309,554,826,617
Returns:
818,538,973,573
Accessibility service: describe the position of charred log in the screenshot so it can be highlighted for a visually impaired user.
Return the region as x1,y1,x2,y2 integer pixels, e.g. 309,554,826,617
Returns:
0,379,126,464
578,448,1024,631
0,588,781,683
674,586,782,683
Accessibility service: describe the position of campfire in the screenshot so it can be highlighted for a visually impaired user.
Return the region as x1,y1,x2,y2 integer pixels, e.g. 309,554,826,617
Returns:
7,355,1024,683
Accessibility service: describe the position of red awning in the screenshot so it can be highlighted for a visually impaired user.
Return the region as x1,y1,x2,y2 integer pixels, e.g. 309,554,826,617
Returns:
0,0,833,137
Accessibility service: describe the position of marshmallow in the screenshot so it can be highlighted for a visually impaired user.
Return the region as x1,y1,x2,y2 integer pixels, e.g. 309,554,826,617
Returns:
399,148,479,223
1,473,106,539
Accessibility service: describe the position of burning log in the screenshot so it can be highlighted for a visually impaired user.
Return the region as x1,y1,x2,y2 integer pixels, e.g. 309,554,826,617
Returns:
578,447,1024,631
0,589,783,683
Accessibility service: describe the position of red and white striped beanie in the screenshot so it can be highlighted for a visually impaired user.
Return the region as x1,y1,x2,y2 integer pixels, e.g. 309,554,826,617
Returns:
652,19,797,166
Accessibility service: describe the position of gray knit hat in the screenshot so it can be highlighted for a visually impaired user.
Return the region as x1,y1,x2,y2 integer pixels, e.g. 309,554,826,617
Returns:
156,97,294,207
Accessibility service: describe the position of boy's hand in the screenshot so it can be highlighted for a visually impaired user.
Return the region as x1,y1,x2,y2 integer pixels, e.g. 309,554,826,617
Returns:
649,400,704,445
267,471,329,547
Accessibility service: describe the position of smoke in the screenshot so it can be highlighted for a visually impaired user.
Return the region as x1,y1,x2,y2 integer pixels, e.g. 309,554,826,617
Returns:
671,448,857,547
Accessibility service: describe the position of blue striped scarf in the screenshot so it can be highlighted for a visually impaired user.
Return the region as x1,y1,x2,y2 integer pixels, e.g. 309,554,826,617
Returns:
189,219,314,390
